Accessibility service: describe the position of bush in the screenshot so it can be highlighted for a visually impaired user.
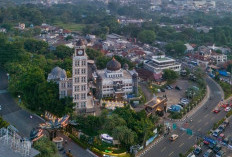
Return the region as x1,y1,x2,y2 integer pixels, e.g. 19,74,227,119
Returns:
213,118,226,130
226,110,232,118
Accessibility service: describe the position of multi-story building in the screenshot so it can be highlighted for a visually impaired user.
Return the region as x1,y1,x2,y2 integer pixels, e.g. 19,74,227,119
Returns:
93,58,138,100
47,40,92,110
72,40,88,109
144,55,181,74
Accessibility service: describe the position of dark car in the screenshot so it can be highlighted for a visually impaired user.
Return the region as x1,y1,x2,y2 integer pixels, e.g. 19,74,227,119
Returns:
216,150,225,157
175,86,182,90
218,124,226,132
193,146,202,155
208,142,216,149
213,144,221,153
223,119,229,126
160,88,165,92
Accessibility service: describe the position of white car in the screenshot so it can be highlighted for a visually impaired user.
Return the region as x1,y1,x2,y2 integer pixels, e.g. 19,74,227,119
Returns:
225,107,231,112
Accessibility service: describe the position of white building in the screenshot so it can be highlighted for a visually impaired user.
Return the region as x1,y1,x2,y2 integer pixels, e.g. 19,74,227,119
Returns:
47,40,94,111
72,40,88,109
211,53,227,65
144,55,181,74
93,58,138,100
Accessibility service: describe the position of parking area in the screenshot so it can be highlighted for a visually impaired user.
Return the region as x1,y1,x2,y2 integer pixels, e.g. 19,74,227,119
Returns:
189,117,232,157
157,79,196,108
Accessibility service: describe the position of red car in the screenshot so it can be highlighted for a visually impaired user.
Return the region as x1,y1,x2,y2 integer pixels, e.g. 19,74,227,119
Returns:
213,108,220,113
221,103,229,108
203,140,209,145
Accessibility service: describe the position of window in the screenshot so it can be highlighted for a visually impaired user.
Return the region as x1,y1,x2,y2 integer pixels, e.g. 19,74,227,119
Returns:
61,83,66,88
81,93,86,100
76,102,79,108
81,85,86,91
82,60,86,66
77,94,79,100
75,69,77,75
77,69,80,74
81,77,86,83
68,82,72,88
61,91,65,97
75,77,79,83
81,102,86,108
75,86,80,92
81,69,86,74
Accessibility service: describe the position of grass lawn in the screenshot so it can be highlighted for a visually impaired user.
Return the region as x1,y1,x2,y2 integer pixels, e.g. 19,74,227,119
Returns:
53,22,86,32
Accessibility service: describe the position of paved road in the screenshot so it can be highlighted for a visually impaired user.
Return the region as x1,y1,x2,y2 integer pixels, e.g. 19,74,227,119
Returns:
0,69,93,157
0,69,42,137
143,77,227,157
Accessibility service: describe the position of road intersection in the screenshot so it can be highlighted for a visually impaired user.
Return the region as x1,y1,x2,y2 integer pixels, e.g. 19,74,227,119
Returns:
142,77,227,157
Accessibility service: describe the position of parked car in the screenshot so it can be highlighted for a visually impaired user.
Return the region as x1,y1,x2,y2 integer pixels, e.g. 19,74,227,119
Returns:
168,85,173,89
213,144,221,153
175,86,182,90
169,134,178,141
193,146,202,155
218,124,226,132
203,149,213,157
160,88,165,92
208,142,216,149
222,137,229,146
166,85,172,90
213,108,220,113
223,119,229,126
225,107,231,112
213,129,221,137
221,103,229,108
217,133,225,142
216,150,225,157
203,137,216,145
187,152,196,157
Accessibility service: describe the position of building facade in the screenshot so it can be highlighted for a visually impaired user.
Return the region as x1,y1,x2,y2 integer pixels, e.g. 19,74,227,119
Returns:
72,40,88,109
144,55,181,74
93,58,138,100
47,40,92,110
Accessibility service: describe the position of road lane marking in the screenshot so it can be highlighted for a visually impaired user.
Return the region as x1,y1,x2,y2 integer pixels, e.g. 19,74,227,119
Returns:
179,143,184,148
169,151,174,156
161,147,166,152
198,128,201,131
204,114,209,118
188,136,193,139
198,119,202,123
204,122,209,126
181,132,185,136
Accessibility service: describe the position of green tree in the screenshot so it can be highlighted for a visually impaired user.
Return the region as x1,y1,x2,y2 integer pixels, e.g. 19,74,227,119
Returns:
54,45,73,59
112,125,136,149
163,69,179,83
33,137,60,157
138,30,156,44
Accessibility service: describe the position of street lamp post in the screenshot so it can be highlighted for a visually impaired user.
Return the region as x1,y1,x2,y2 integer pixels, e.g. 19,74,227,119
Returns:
18,95,21,105
6,73,10,80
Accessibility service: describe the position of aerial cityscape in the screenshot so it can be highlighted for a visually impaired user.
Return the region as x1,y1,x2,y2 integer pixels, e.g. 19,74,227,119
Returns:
0,0,232,157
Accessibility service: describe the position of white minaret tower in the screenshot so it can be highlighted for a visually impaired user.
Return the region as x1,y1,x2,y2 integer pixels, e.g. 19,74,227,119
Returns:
72,39,88,109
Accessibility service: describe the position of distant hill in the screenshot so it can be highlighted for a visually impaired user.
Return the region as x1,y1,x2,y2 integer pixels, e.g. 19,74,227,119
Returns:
0,0,28,6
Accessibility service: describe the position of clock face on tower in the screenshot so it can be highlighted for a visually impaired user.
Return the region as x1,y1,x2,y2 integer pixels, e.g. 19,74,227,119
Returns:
76,49,84,56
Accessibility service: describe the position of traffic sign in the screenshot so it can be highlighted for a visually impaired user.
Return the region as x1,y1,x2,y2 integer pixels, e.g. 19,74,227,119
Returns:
186,129,193,135
173,123,177,130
